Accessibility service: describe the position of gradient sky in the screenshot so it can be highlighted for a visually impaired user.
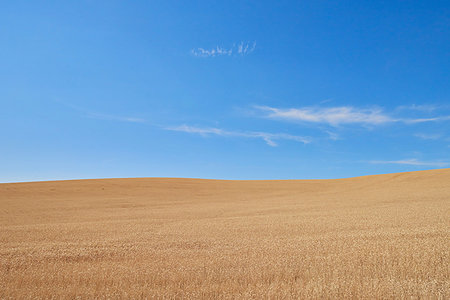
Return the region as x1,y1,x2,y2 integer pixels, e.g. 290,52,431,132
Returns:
1,0,449,182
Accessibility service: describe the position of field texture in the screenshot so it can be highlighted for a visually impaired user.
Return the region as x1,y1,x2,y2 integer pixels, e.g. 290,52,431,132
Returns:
1,169,449,299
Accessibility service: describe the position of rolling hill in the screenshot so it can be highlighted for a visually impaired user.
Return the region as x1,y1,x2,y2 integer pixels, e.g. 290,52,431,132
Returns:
1,169,449,298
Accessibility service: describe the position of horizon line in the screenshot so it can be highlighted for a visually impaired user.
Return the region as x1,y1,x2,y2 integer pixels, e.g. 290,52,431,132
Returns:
1,168,448,184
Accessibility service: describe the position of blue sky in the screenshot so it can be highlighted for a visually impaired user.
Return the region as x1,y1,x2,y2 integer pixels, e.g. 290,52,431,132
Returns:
1,0,449,182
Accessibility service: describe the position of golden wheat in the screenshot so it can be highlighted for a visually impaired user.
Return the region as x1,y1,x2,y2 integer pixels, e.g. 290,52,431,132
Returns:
1,169,449,299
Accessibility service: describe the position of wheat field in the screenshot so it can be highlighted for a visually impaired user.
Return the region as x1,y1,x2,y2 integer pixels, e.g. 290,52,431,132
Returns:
0,169,449,299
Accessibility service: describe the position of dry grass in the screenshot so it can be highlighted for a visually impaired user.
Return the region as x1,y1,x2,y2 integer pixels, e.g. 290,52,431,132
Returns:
0,169,449,299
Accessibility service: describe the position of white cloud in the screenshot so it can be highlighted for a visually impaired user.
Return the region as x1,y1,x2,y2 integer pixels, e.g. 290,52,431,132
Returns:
257,106,394,126
414,133,442,140
191,41,256,57
326,131,340,141
87,112,146,123
166,125,310,146
167,125,226,136
256,105,450,127
397,104,438,112
237,41,256,55
191,47,233,57
56,100,146,124
402,117,441,124
369,158,449,168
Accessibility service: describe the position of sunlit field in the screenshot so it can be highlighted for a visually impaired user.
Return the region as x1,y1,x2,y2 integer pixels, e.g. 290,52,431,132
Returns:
1,169,449,299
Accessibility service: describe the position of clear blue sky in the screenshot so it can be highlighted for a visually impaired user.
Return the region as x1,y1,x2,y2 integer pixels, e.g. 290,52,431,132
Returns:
1,0,449,182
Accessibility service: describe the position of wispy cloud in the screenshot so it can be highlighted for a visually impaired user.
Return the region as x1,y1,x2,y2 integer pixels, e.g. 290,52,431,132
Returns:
256,105,450,127
256,106,394,126
56,100,146,124
191,41,256,57
369,158,449,168
166,125,310,146
414,133,443,140
236,41,256,55
86,112,146,123
191,46,233,57
398,116,450,124
326,131,340,141
396,104,438,112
